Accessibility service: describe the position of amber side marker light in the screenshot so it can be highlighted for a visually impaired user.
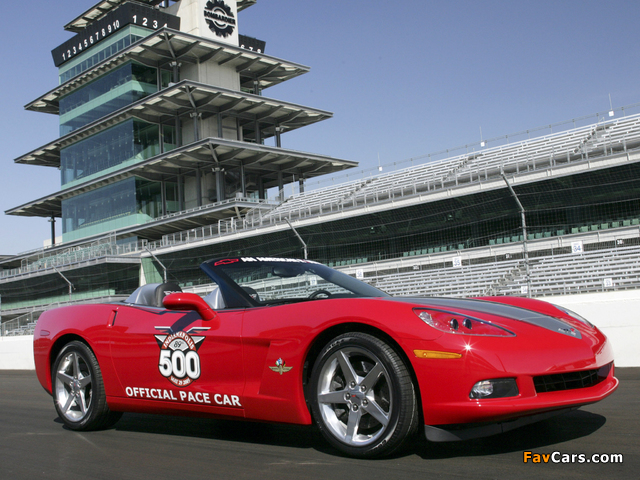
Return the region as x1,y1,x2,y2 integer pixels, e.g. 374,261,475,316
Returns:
414,350,462,359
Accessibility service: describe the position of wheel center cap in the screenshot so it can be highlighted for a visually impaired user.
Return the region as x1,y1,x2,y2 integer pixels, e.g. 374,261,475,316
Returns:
348,389,365,405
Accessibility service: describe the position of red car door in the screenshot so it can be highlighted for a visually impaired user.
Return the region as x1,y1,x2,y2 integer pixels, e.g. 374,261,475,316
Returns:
108,305,245,417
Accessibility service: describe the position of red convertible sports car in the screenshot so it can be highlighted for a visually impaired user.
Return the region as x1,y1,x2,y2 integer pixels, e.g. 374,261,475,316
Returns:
34,257,618,457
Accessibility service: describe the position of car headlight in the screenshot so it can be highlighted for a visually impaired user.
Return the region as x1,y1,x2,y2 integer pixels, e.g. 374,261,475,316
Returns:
414,308,515,337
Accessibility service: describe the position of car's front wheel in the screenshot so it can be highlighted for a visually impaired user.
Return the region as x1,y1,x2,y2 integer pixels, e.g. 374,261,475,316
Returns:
52,341,122,430
309,332,419,457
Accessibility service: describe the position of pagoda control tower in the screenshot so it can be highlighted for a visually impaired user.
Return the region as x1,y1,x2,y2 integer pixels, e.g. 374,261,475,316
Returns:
8,0,356,245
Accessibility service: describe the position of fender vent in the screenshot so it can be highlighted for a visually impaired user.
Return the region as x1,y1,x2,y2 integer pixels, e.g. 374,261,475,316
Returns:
533,363,612,393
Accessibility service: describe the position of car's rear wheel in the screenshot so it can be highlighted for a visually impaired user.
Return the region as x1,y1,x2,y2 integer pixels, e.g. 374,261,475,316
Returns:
309,332,418,457
52,341,122,430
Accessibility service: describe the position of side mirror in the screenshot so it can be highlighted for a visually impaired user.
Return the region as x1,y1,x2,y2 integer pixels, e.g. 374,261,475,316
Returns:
163,293,219,322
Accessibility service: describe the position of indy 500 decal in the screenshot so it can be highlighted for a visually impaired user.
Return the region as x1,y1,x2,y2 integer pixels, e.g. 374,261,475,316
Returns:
143,326,242,407
155,326,209,387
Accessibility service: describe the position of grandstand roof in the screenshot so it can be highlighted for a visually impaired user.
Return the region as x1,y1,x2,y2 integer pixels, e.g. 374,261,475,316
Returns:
27,28,308,115
6,137,357,218
17,80,333,168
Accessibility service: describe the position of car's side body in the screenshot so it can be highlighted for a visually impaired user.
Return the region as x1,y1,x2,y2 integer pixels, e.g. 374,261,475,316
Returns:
34,296,616,424
34,257,618,457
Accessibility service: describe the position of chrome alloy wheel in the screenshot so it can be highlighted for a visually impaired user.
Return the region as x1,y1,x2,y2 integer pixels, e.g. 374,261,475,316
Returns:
316,346,392,447
54,351,93,422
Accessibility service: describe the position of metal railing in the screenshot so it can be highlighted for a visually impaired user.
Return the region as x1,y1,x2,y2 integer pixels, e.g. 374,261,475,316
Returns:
151,196,278,223
1,312,38,337
1,198,280,280
0,239,143,281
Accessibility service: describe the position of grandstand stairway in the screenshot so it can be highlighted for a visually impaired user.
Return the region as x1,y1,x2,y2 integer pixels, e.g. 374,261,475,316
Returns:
482,264,527,296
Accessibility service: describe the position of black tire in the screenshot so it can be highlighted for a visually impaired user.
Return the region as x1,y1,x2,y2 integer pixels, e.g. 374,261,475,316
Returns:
51,341,122,430
309,332,419,457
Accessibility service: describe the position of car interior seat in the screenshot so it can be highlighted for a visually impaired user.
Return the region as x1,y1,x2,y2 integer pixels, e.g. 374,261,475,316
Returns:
124,282,182,308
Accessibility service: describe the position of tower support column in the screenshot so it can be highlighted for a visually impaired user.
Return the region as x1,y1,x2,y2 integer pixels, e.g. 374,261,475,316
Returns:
49,216,56,246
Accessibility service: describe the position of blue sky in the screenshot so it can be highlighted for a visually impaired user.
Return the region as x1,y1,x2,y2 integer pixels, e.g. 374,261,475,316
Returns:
2,0,640,255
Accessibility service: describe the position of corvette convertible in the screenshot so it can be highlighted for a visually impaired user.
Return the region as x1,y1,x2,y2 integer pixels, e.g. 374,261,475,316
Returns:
34,257,617,457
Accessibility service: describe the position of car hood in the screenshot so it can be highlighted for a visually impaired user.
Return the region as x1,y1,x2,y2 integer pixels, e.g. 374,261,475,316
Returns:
391,297,582,339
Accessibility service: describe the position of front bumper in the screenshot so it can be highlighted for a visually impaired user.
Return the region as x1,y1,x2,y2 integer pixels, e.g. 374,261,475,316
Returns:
402,317,618,433
425,407,577,442
423,367,618,441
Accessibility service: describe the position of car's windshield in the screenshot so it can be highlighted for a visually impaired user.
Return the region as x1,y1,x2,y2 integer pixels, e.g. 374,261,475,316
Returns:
202,257,389,305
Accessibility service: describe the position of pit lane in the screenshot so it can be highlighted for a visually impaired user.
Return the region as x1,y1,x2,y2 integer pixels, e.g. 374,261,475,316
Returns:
1,369,637,479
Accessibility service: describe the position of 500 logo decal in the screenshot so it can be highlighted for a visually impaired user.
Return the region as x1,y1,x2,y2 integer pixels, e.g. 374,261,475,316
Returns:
155,327,210,387
204,0,236,38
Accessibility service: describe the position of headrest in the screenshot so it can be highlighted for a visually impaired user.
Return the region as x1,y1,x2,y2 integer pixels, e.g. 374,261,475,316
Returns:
154,282,182,307
241,286,260,302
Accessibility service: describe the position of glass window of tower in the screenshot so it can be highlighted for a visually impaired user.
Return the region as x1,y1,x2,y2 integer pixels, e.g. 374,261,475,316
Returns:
62,178,137,234
136,179,178,218
58,25,152,84
59,61,163,136
62,177,178,236
60,119,165,185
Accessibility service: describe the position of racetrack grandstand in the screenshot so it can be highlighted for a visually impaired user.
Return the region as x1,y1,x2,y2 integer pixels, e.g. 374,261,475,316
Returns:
142,111,640,287
3,109,640,335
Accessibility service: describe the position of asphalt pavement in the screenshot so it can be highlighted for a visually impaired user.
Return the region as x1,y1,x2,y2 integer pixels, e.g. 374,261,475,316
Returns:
0,368,637,480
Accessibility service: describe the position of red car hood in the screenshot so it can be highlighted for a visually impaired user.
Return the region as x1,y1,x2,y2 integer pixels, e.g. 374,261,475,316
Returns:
390,297,583,339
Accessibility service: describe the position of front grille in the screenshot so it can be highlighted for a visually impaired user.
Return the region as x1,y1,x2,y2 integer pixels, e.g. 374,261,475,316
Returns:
533,363,612,393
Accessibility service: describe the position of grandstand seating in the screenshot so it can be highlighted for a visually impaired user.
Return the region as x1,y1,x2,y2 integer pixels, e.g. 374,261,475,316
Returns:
170,241,640,309
370,243,640,298
244,114,640,226
1,289,118,311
